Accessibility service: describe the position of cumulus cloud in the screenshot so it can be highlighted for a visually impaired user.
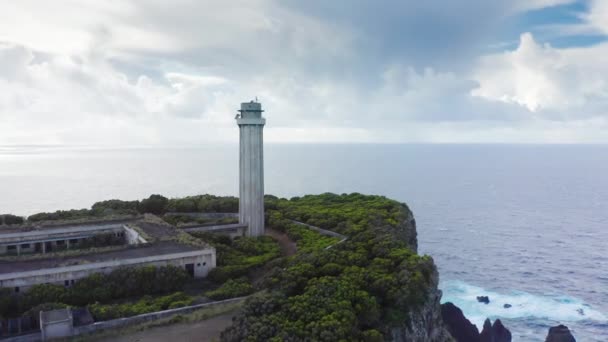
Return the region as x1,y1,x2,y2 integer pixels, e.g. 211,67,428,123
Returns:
585,0,608,34
472,33,608,117
0,0,607,145
0,42,239,145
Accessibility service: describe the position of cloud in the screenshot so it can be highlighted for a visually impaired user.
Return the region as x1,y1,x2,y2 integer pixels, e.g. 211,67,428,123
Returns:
0,42,242,145
585,0,608,35
472,33,608,118
513,0,577,12
0,1,607,145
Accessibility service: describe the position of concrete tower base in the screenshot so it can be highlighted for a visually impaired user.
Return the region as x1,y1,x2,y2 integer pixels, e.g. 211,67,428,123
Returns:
236,101,266,237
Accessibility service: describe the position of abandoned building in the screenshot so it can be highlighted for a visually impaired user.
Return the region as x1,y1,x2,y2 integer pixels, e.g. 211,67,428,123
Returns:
0,217,216,293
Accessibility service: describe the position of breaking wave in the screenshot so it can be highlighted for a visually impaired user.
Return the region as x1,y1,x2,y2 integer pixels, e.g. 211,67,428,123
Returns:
440,280,607,329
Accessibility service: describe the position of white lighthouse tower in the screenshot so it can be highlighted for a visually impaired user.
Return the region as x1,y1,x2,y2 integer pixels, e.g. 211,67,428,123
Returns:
236,100,266,236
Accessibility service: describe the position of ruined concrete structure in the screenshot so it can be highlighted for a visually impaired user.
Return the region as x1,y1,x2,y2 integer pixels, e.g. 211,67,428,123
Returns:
0,219,216,293
0,221,131,256
236,101,266,236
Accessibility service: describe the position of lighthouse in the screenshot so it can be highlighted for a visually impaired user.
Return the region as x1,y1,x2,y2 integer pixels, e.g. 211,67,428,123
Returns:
236,100,266,236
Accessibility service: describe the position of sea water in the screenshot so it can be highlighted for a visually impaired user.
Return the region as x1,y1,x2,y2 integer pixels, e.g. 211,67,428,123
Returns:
1,144,607,341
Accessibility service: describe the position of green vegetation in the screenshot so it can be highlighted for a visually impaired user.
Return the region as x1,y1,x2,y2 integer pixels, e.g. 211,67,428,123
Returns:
74,298,246,342
0,265,188,318
205,278,254,300
190,234,280,284
283,223,339,253
21,194,238,225
138,194,169,215
91,199,140,213
0,214,25,225
167,195,238,213
27,208,100,222
26,195,166,222
89,292,194,321
163,214,238,227
222,193,434,341
265,193,405,236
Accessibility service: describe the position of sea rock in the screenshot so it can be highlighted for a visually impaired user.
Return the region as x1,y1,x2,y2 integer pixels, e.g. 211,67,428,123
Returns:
477,296,490,304
503,304,512,309
440,302,479,342
545,324,576,342
480,318,511,342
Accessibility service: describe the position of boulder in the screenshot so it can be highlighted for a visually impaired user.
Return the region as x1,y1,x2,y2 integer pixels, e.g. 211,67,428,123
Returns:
545,324,576,342
441,302,480,342
503,304,512,309
477,296,490,304
480,318,511,342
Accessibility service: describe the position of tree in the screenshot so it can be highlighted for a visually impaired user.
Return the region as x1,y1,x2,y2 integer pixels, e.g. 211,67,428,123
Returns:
1,214,25,225
138,194,169,215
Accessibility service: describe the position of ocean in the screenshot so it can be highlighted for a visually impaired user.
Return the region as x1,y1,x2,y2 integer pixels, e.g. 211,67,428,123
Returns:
1,144,607,341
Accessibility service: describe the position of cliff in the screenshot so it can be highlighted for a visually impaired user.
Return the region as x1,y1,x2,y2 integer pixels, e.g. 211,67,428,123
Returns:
390,266,454,341
388,205,453,341
221,193,454,341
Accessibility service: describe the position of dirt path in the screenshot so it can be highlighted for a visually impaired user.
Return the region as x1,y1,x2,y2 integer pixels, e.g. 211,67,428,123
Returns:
98,311,237,342
265,228,296,256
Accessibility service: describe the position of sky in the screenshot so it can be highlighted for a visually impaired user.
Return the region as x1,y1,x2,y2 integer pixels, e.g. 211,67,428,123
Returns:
0,0,607,145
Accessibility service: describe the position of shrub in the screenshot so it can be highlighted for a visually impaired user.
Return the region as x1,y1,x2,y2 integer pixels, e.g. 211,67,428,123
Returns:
0,264,190,318
88,292,194,321
205,279,253,300
208,265,251,283
138,194,169,215
362,329,384,342
1,214,24,225
20,284,67,311
91,199,140,216
192,234,280,283
27,209,93,222
165,195,238,213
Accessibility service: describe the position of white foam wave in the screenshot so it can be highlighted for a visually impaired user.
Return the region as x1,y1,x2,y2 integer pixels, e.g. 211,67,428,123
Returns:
440,280,607,329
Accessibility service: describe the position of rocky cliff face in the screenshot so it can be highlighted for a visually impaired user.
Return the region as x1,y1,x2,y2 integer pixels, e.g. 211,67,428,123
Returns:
441,303,512,342
397,205,419,253
480,318,511,342
441,302,480,341
545,325,576,342
390,267,455,342
390,210,454,341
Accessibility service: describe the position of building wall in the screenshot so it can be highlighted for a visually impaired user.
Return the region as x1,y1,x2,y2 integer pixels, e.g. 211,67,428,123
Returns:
183,224,246,239
123,226,147,244
42,321,72,341
40,310,73,341
239,123,265,237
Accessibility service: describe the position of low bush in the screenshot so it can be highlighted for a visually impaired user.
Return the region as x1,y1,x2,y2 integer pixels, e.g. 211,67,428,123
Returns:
167,195,238,213
138,195,169,215
191,234,280,284
205,278,253,300
27,209,93,222
1,214,25,225
89,292,193,321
